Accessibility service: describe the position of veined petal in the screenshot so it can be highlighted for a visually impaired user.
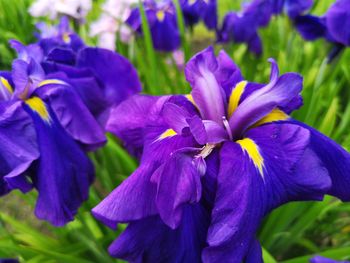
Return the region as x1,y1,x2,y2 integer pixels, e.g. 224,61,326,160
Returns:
106,95,170,158
290,120,350,201
24,100,94,226
76,47,142,107
108,205,209,263
36,83,106,150
92,133,197,228
0,101,38,194
150,152,202,229
204,123,330,262
185,46,226,123
229,60,303,139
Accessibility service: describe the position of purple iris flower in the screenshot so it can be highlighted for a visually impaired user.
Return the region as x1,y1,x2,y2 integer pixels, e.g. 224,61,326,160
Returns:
0,21,141,224
126,0,181,52
218,0,276,55
180,0,217,30
31,18,142,146
272,0,313,19
218,0,313,55
35,16,85,56
0,48,94,226
310,256,350,263
295,0,350,60
92,46,350,261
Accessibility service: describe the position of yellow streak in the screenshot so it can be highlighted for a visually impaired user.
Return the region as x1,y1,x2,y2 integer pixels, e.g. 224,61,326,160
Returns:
253,109,289,127
25,97,51,122
156,10,165,22
63,33,71,43
38,79,67,88
0,77,13,94
237,138,264,176
227,81,247,118
158,129,177,140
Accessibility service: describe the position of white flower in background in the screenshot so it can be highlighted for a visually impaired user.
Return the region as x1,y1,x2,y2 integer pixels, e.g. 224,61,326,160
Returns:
89,0,138,51
29,0,92,21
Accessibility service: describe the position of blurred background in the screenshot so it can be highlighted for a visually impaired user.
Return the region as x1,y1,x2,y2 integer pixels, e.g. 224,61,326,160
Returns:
0,0,350,262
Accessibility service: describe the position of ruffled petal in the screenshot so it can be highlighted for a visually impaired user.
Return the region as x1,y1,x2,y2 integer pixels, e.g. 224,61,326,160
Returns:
108,205,210,263
24,101,94,226
151,152,202,229
204,123,331,262
290,120,350,201
185,46,226,123
37,83,106,150
229,60,303,139
0,101,39,195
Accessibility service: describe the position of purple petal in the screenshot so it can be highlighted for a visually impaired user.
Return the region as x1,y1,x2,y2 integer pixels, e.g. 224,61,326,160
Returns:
185,47,226,123
290,120,350,201
161,102,193,133
310,256,350,263
285,0,313,18
108,206,209,262
294,15,328,41
106,95,170,158
326,0,350,46
229,60,303,139
37,83,106,150
76,47,142,107
0,101,38,194
203,123,331,261
150,152,202,229
24,103,94,226
215,50,243,98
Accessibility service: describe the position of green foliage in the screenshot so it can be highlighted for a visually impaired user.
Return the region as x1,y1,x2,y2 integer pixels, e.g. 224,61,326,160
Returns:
1,0,350,262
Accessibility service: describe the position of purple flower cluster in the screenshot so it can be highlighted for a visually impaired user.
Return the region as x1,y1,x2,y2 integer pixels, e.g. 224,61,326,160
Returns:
125,0,217,52
295,0,350,60
218,0,313,55
0,17,141,226
92,46,350,262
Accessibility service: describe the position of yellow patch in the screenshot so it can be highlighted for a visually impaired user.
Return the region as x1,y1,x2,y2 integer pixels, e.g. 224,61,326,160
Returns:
185,94,197,107
237,138,264,176
38,79,67,88
158,129,177,140
63,33,71,43
227,81,247,118
156,10,165,22
25,97,51,122
253,109,289,127
0,77,13,94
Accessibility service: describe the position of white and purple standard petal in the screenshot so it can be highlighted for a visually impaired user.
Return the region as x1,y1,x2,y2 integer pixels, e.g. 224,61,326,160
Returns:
185,47,226,123
0,101,39,195
24,99,94,226
284,0,313,19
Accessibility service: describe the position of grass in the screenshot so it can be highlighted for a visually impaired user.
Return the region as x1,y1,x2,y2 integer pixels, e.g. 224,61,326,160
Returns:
0,0,350,262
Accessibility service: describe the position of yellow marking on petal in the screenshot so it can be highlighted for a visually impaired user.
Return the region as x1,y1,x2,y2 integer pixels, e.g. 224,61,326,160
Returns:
158,129,177,140
0,77,13,94
237,138,264,176
253,108,289,128
156,10,165,22
185,94,197,106
227,81,247,118
25,97,51,122
38,79,67,88
63,33,71,43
